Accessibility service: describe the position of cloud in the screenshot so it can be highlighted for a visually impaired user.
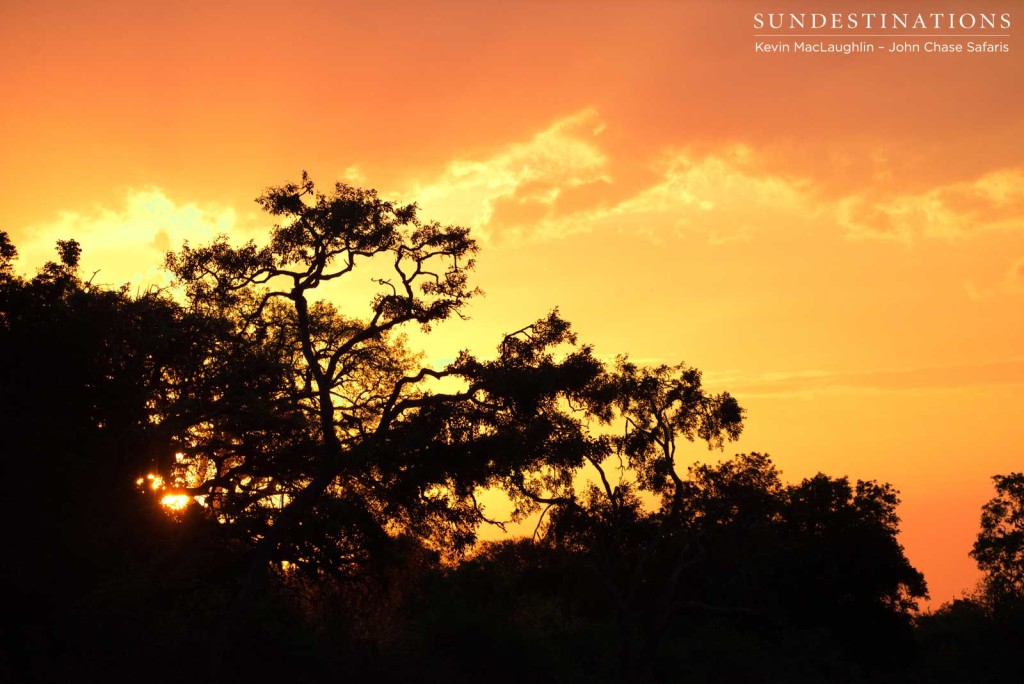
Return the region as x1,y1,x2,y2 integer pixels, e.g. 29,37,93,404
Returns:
586,147,814,245
838,169,1024,242
402,109,1024,252
403,109,821,246
403,109,610,241
17,113,1020,295
731,359,1024,399
13,189,246,288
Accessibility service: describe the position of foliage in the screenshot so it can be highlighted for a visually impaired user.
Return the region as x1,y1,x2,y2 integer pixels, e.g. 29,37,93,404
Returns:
972,472,1024,602
0,232,245,681
160,177,620,579
0,176,947,681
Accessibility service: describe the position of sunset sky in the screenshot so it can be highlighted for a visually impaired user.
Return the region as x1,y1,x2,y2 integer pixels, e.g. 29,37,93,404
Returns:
3,0,1022,605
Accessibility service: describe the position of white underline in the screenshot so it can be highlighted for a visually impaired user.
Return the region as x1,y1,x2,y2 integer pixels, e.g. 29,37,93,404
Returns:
754,34,1010,37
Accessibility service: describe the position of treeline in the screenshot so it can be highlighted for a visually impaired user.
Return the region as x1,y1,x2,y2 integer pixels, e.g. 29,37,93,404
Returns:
0,178,1021,683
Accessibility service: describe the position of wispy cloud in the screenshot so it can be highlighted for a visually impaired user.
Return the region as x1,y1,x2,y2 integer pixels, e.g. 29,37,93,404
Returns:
402,109,610,242
18,113,1023,296
402,109,821,246
403,110,1024,252
731,359,1024,399
838,169,1024,242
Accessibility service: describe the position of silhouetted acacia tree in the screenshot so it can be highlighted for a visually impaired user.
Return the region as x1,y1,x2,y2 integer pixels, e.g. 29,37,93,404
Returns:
162,177,618,588
161,176,637,681
164,176,482,571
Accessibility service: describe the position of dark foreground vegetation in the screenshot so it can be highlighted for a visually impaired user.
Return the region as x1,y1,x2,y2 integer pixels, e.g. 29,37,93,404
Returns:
1,177,1021,683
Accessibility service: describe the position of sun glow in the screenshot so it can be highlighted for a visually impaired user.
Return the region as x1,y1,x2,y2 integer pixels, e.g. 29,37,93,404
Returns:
160,493,191,511
138,466,198,513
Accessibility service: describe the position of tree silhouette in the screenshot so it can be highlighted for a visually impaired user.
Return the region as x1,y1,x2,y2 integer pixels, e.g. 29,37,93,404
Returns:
159,176,637,679
510,359,747,683
972,472,1024,603
915,473,1024,683
0,174,945,682
162,177,616,575
0,232,251,680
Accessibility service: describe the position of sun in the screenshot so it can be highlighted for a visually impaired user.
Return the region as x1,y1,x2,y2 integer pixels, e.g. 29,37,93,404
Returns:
137,458,198,513
160,493,191,511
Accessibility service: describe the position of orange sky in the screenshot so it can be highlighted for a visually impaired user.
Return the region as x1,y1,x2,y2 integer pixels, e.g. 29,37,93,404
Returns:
2,0,1022,606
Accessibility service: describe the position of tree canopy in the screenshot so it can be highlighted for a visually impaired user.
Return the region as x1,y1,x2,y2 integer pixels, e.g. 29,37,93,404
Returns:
0,175,951,683
972,472,1024,602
